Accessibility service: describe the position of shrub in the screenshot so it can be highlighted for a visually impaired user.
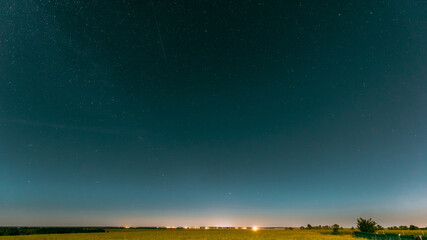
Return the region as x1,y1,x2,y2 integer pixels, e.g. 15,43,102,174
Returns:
409,225,419,230
357,218,377,233
332,224,340,235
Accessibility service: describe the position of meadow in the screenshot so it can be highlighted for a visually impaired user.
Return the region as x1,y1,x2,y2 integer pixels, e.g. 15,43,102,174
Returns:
0,228,360,240
1,228,425,240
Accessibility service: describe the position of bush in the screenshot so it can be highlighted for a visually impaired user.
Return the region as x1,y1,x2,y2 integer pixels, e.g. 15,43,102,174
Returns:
409,225,419,230
332,224,340,235
357,218,377,233
376,225,384,230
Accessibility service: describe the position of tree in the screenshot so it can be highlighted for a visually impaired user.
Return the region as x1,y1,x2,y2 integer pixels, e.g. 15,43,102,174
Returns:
332,224,340,235
357,218,377,233
3,228,19,236
399,226,408,230
376,225,384,230
306,224,312,230
410,225,419,230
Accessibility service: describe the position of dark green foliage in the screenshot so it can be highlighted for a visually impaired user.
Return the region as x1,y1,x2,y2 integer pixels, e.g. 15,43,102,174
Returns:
355,232,406,240
376,225,384,230
387,225,424,230
0,227,105,236
357,218,377,233
409,225,419,230
2,228,19,236
300,224,349,231
332,224,340,235
332,228,340,235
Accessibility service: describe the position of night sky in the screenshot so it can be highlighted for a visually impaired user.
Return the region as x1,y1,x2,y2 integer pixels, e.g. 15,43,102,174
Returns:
1,0,426,227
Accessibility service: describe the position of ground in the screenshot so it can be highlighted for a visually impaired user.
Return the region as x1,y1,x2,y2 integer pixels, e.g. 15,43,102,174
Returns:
1,229,425,240
0,229,357,240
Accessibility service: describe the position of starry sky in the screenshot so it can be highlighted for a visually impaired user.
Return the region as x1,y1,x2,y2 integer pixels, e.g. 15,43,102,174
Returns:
1,0,426,227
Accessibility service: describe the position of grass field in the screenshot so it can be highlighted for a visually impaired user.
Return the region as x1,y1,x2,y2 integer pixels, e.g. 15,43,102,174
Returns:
0,229,358,240
1,228,425,240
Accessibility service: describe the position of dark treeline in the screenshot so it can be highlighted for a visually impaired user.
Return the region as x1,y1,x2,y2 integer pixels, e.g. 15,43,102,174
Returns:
0,227,105,236
300,224,343,230
387,225,426,230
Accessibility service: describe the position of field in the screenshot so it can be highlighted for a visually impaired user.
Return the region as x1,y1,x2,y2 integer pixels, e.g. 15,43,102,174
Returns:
2,228,426,240
0,229,358,240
